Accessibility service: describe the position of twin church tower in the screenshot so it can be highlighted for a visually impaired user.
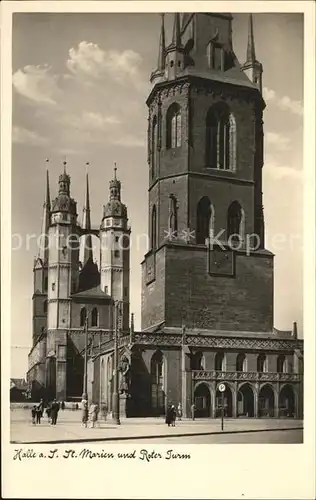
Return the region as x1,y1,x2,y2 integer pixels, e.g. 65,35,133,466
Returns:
30,163,130,399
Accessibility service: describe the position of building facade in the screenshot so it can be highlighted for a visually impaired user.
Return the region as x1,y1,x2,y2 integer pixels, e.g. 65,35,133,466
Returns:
27,166,130,401
89,13,303,419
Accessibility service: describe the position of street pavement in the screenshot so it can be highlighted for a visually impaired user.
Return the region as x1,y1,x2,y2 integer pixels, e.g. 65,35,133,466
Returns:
10,408,303,444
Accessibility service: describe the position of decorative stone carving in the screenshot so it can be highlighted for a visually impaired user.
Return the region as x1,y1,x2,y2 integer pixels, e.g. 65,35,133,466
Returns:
192,370,301,383
132,333,303,352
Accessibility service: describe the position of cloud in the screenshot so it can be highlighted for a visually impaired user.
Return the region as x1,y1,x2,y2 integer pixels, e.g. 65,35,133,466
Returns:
112,134,146,148
12,65,60,105
266,132,291,151
62,110,120,131
263,87,303,117
66,41,144,87
264,160,302,181
12,126,49,146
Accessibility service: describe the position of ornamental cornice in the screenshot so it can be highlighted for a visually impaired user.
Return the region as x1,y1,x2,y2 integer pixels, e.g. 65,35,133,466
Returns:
132,333,303,351
192,370,302,383
48,298,71,303
48,263,71,269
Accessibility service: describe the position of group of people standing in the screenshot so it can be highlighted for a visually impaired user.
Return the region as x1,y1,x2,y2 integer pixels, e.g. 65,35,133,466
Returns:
81,397,108,428
31,398,62,425
165,402,183,427
165,402,196,426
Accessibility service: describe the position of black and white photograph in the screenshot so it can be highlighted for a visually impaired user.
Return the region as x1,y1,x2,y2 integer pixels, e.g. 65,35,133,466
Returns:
1,2,315,499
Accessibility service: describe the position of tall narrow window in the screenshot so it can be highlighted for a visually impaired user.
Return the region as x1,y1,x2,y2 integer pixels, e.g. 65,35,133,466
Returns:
215,352,225,371
91,308,98,327
43,300,48,314
227,201,244,243
80,307,87,327
151,115,158,180
257,354,268,373
166,103,181,149
277,355,287,373
196,197,215,245
208,42,224,70
236,353,247,372
151,205,157,250
205,105,236,171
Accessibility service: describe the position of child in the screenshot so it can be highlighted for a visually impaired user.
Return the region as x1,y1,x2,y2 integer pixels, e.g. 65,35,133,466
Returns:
31,405,37,425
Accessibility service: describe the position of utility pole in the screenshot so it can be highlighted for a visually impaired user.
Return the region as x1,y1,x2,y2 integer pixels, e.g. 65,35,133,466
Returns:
112,301,121,425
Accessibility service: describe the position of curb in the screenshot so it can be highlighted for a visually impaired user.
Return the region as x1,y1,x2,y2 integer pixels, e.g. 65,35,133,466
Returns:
11,426,303,445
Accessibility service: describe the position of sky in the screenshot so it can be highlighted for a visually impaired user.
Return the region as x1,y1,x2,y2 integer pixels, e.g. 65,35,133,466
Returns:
10,12,304,378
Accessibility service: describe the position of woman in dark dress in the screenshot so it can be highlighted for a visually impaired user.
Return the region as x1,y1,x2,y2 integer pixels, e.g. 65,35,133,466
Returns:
165,405,173,427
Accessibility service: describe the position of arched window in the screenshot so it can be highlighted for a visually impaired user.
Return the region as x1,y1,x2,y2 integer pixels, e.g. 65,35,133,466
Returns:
80,307,87,327
236,353,247,372
166,103,181,149
227,201,244,243
191,352,204,370
196,197,215,245
277,355,287,373
205,105,236,171
151,205,157,250
215,352,225,371
91,307,98,327
257,354,268,373
151,115,158,180
150,350,165,412
43,299,48,314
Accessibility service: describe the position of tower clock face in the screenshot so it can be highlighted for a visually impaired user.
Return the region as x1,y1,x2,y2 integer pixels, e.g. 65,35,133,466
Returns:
209,248,235,277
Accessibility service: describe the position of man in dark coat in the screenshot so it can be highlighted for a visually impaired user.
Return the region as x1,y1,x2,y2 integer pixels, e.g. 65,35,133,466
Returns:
50,399,60,425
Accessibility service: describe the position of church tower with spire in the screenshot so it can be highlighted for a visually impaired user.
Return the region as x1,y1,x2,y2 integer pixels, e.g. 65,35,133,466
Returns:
32,164,50,345
100,166,130,332
142,13,271,332
78,168,100,291
46,161,80,399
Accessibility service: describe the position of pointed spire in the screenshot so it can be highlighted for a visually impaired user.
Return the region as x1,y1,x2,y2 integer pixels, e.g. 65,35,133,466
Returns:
246,14,256,63
45,160,51,211
38,161,51,263
157,13,166,71
171,12,181,47
83,163,93,264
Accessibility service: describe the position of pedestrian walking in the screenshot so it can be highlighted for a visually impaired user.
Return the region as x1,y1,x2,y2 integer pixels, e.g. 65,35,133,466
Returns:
171,405,177,427
61,401,65,410
46,404,52,424
165,404,174,427
31,405,37,425
89,402,98,428
177,402,183,421
101,403,108,421
50,399,60,425
81,397,88,428
191,402,196,421
35,405,42,424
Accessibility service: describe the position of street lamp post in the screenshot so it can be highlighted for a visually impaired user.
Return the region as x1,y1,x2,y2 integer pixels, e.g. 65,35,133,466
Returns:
112,301,121,425
82,316,88,401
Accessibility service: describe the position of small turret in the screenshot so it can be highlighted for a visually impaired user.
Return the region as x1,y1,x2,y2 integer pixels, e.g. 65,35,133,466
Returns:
150,14,166,83
51,160,77,221
165,13,184,80
241,14,263,92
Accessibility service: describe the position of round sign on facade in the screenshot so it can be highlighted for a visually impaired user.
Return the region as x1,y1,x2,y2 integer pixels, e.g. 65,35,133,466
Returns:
218,383,226,393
